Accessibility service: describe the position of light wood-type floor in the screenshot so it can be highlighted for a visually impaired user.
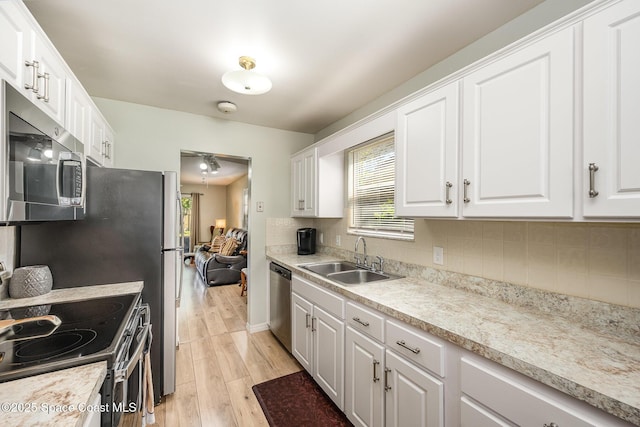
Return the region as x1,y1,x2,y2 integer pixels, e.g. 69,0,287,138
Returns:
120,264,302,427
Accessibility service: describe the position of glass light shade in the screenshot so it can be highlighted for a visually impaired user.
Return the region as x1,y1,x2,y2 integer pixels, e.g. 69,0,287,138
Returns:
222,69,272,95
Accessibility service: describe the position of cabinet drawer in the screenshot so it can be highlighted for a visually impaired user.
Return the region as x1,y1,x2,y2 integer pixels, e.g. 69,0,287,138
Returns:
385,319,445,377
346,302,384,342
460,397,512,427
292,275,344,319
460,356,632,427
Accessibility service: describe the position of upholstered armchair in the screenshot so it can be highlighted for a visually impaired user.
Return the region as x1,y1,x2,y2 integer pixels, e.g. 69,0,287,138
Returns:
201,254,247,286
194,228,248,286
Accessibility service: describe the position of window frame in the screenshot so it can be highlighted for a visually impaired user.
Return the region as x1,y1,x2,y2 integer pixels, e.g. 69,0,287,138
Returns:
346,132,414,241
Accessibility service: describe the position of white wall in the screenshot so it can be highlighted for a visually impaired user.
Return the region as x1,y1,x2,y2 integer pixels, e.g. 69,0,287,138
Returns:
227,174,248,230
94,98,314,328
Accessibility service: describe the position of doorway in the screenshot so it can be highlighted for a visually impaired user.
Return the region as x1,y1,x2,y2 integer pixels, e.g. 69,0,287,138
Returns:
179,150,251,252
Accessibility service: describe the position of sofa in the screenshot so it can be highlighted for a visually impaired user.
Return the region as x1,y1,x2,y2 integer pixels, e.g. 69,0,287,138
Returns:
194,228,247,286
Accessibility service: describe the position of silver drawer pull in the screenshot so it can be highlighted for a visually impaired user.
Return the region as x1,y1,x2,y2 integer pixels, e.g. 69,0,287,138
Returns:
588,163,599,198
445,181,453,205
384,367,392,391
396,340,420,354
463,179,471,203
352,316,370,327
373,359,380,382
543,423,558,427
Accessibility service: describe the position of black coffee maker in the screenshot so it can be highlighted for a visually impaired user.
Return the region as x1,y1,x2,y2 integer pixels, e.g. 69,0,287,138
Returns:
297,228,316,255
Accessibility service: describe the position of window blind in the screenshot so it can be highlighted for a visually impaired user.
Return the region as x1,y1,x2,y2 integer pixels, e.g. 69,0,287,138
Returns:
348,133,414,237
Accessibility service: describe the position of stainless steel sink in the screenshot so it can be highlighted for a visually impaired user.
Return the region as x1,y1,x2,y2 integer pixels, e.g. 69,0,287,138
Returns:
300,260,401,285
301,261,359,276
327,269,392,285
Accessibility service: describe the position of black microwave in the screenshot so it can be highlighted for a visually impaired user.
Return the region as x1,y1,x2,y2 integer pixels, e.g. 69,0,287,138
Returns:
2,81,86,223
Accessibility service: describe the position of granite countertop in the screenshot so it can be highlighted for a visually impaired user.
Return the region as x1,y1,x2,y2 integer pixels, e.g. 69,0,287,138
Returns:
0,362,106,427
0,281,143,310
267,251,640,425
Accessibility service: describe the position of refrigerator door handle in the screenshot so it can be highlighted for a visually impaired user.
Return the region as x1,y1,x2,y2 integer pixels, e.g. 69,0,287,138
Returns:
176,192,184,307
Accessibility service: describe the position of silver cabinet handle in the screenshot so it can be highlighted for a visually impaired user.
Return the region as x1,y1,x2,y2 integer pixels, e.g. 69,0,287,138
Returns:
588,163,599,198
36,72,50,102
445,181,453,204
543,423,559,427
352,316,370,327
25,60,40,93
384,368,392,391
463,179,471,203
305,313,311,328
298,199,304,210
396,340,421,354
372,359,380,382
311,316,316,332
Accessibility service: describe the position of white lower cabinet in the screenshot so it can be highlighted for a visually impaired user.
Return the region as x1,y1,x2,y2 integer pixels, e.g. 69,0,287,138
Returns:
345,327,385,427
344,303,445,427
385,349,444,427
460,354,633,427
291,276,344,409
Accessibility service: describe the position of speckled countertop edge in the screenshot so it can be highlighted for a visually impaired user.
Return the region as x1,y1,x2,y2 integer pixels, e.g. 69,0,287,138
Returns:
267,251,640,425
0,361,107,427
0,281,144,310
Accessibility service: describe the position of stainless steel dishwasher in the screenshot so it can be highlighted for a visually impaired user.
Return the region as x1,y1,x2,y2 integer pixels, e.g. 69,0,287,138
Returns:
269,262,292,352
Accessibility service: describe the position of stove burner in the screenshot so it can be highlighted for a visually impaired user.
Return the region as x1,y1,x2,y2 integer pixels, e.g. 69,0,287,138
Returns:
14,329,97,362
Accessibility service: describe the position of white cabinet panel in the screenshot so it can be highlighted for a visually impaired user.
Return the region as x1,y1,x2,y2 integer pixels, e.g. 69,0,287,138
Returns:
583,0,640,217
313,305,344,409
396,82,459,217
461,27,574,218
345,327,385,427
32,35,66,124
291,148,316,216
0,2,31,88
385,350,444,427
291,275,345,410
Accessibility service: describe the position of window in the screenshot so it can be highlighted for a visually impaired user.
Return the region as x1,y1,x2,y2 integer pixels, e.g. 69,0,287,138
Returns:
347,132,414,239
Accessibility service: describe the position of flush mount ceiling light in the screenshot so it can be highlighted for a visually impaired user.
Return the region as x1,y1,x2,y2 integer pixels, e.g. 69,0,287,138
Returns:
222,56,272,95
217,101,237,113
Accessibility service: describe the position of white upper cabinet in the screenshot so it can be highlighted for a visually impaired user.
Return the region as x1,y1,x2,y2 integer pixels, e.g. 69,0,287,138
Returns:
31,34,66,124
0,1,32,90
461,26,575,218
395,82,460,218
291,146,343,218
88,110,115,167
291,147,316,217
583,0,640,218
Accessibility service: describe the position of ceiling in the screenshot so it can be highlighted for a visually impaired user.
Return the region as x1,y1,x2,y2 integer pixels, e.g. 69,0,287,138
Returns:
180,152,248,186
24,0,546,135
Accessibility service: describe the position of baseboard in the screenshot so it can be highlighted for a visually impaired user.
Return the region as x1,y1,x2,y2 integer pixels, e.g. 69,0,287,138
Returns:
247,322,270,333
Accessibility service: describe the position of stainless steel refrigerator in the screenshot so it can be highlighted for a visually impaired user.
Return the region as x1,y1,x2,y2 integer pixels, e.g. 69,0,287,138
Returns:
17,167,183,402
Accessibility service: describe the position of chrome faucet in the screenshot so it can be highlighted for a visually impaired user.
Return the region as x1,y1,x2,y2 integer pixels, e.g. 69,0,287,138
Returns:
354,236,367,267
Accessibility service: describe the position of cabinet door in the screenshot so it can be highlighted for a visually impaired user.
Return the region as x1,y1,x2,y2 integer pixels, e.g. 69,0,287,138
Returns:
89,111,106,166
291,293,313,373
396,82,459,218
66,80,91,144
291,148,316,217
302,151,316,215
461,26,574,218
345,327,385,427
32,35,66,125
0,2,32,90
583,0,640,217
313,305,344,410
385,350,444,427
102,125,115,167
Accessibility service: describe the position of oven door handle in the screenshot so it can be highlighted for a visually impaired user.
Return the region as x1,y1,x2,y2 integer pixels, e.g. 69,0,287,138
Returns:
115,319,150,385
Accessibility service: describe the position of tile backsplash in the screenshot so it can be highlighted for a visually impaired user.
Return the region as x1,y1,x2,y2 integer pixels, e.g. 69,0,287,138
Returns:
268,217,640,309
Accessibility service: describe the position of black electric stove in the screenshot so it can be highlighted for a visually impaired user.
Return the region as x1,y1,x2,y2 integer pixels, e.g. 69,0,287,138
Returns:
0,293,139,382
